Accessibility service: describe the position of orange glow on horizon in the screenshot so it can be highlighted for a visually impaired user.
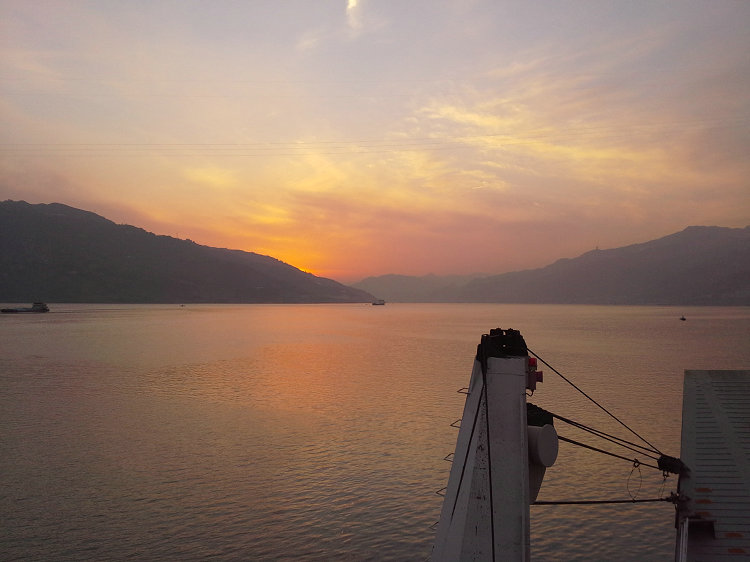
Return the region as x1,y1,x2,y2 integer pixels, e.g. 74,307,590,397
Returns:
2,2,748,283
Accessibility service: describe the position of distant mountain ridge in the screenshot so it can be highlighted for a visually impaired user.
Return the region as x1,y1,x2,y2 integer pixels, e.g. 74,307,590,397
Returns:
353,273,484,303
3,200,747,305
354,226,750,305
0,200,373,303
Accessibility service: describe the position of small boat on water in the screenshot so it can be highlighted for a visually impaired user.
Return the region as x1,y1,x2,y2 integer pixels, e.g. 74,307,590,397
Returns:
1,302,50,314
372,299,386,305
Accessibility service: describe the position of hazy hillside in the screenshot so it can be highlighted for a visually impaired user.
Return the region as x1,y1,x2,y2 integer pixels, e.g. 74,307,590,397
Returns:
355,226,750,305
0,200,373,304
353,273,483,302
3,200,747,305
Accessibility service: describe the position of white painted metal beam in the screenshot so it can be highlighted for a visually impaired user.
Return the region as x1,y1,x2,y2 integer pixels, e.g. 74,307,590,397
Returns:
432,356,530,561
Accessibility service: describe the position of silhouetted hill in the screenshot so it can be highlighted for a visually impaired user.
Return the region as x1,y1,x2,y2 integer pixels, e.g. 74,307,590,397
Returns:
355,226,750,305
353,273,483,302
0,200,374,304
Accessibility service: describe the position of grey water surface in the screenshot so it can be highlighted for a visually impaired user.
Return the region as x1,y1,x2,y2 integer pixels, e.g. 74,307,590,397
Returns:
2,304,748,561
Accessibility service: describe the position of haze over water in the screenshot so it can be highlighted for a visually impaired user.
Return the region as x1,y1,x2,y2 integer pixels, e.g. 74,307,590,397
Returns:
2,304,749,560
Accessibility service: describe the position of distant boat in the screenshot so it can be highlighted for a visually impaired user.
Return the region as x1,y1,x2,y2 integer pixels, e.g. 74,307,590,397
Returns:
372,299,386,306
680,316,686,321
1,302,50,314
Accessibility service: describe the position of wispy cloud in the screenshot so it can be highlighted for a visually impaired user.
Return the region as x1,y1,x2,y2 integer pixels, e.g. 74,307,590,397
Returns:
1,1,748,280
346,0,363,33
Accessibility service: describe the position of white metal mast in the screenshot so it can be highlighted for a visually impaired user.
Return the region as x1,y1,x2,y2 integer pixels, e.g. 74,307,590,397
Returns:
432,329,557,561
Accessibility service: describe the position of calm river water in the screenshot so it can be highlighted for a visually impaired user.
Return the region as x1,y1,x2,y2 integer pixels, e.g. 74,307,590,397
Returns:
1,304,748,561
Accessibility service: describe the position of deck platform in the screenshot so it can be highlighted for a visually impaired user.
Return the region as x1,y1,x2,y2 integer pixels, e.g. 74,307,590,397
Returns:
677,370,750,561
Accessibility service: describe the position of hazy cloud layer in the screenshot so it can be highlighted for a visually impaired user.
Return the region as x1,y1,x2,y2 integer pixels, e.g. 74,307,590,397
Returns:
1,1,748,281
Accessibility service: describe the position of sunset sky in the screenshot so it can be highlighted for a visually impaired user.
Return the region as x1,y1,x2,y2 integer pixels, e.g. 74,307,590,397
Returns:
1,1,748,282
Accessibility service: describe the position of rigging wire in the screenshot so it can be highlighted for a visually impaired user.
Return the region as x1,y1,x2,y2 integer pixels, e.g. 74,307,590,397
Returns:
550,411,661,460
533,495,677,506
434,340,686,528
480,356,497,561
448,377,483,520
2,115,746,159
557,435,661,471
527,347,664,455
